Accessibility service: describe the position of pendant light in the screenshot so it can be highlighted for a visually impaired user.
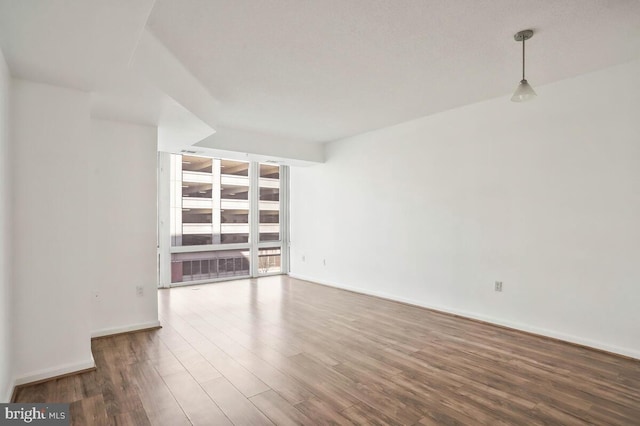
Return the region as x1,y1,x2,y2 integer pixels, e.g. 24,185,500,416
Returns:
511,29,536,102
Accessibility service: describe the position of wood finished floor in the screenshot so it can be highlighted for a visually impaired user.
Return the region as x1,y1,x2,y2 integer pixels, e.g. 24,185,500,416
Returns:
14,276,640,425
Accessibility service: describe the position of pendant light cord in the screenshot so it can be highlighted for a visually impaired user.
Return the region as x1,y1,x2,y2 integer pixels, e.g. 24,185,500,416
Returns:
522,37,526,81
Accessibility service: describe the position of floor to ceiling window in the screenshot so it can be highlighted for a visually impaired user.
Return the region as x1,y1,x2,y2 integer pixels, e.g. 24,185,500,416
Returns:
158,153,288,287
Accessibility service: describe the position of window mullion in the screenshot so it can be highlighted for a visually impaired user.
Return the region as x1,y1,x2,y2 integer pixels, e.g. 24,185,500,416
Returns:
249,161,260,277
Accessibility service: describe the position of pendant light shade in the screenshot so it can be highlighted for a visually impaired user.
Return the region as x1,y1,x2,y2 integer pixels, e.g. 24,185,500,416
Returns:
511,30,536,103
511,79,537,102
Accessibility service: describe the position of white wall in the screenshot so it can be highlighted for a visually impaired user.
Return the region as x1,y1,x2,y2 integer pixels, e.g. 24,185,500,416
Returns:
196,126,324,164
291,59,640,359
11,80,94,384
0,48,12,402
89,119,159,336
8,85,160,389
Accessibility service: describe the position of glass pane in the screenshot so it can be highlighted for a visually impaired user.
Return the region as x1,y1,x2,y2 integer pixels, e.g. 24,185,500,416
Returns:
259,164,280,242
258,248,281,274
181,206,213,245
182,155,212,173
183,261,192,276
171,250,250,283
220,159,250,244
183,182,212,199
172,155,252,247
171,154,214,247
168,156,286,282
226,258,235,273
192,261,201,275
218,258,226,273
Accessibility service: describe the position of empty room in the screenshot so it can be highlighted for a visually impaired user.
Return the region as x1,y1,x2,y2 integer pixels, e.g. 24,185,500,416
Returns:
0,1,639,425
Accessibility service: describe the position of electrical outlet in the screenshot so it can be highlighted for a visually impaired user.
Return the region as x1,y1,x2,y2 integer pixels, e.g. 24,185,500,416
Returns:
136,285,144,297
495,281,503,292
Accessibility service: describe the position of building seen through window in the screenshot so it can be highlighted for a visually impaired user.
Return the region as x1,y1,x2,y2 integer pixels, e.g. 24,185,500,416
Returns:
169,155,283,283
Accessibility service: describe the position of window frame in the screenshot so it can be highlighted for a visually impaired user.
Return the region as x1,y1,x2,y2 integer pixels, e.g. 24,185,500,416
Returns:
158,153,289,287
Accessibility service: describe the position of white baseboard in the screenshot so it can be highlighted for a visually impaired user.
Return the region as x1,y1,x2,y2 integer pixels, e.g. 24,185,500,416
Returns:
91,320,161,338
7,321,161,400
13,358,96,388
288,273,640,360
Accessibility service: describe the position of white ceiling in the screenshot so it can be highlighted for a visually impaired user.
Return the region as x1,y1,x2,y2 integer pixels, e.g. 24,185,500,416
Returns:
147,0,640,142
1,0,640,151
0,0,215,147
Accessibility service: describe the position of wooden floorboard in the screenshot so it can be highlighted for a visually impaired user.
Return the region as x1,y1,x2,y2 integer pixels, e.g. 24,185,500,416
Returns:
14,276,640,425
